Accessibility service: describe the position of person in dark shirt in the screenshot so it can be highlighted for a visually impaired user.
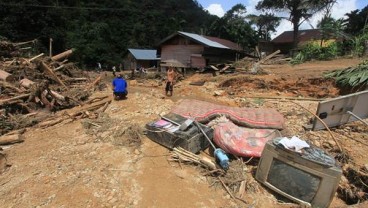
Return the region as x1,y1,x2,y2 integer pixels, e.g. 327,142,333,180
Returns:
112,74,128,100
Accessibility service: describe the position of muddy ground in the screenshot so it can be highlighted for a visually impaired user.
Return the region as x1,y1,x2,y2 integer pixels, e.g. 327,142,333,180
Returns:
1,58,367,208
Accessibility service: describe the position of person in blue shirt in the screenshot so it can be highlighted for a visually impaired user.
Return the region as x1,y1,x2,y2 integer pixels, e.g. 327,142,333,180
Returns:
112,74,128,100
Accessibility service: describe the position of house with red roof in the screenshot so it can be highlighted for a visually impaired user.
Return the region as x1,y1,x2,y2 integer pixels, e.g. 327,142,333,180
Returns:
259,29,345,55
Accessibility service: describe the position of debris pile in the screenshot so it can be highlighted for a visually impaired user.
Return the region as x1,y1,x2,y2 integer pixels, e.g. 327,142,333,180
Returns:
0,40,103,135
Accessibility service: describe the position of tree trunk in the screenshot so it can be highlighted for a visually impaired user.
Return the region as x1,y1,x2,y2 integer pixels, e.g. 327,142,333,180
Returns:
292,21,299,50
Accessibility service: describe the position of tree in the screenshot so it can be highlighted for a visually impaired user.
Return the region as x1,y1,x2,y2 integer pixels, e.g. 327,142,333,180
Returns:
246,13,280,40
344,5,368,36
256,0,336,48
208,4,257,50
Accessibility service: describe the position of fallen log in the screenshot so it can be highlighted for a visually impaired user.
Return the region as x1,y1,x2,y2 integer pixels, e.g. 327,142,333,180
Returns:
258,50,281,64
0,70,15,82
67,98,112,117
0,134,24,145
19,78,64,101
40,62,67,88
0,93,30,106
51,49,73,62
38,98,112,128
86,75,102,90
66,78,88,82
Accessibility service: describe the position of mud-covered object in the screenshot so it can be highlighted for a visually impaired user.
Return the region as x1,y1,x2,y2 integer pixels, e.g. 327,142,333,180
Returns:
171,99,285,129
213,121,281,157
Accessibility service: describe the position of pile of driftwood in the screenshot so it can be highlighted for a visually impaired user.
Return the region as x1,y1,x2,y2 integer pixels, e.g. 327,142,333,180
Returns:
233,50,290,74
0,40,104,136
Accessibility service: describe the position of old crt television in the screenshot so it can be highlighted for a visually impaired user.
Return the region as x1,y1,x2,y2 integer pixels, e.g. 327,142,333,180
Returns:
255,138,342,208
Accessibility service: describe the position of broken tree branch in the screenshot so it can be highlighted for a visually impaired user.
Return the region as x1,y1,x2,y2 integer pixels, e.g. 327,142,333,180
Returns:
0,93,30,106
28,53,44,62
40,61,67,89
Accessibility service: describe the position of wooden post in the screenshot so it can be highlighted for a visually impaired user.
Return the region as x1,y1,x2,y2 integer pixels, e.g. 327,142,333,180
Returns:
49,38,53,57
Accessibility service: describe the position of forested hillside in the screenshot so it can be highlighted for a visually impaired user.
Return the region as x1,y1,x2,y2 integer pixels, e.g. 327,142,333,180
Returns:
0,0,224,67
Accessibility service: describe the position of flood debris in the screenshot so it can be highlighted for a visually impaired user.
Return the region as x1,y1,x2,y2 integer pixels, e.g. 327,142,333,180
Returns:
0,40,104,135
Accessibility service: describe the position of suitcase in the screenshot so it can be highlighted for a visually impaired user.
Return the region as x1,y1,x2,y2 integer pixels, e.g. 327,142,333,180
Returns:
145,113,212,153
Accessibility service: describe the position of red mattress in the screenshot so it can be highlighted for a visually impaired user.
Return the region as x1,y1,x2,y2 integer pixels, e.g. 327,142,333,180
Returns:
213,121,280,157
171,99,285,129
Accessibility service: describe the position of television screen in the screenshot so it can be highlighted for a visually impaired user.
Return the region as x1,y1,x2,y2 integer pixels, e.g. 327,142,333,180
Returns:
267,159,321,202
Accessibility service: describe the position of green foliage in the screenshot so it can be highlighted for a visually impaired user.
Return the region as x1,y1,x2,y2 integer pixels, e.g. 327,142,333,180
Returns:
246,13,280,40
344,5,368,36
0,0,217,67
349,26,368,57
207,4,258,50
324,60,368,88
290,42,339,65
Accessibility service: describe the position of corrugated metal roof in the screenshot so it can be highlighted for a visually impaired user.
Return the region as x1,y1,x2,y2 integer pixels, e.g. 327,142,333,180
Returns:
205,36,242,51
178,31,229,49
272,29,322,43
128,49,159,60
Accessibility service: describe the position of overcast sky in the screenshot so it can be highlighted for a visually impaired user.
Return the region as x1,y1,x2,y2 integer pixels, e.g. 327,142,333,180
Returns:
197,0,367,38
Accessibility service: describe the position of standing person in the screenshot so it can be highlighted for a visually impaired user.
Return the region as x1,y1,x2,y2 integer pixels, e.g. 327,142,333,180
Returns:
112,65,117,77
97,62,102,73
165,67,176,96
112,74,128,100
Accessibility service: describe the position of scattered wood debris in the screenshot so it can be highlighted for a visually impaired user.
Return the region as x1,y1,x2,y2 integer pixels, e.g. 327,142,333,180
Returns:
0,40,104,136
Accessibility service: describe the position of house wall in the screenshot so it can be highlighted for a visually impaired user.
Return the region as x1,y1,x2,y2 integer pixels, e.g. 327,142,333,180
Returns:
160,35,243,68
161,44,204,68
203,48,239,64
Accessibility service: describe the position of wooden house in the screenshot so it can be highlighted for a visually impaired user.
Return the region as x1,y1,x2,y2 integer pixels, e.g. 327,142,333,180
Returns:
259,29,342,55
125,49,160,70
157,31,244,69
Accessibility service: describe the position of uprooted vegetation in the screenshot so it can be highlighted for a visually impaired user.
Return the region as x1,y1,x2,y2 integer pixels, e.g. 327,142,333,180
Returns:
324,59,368,90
